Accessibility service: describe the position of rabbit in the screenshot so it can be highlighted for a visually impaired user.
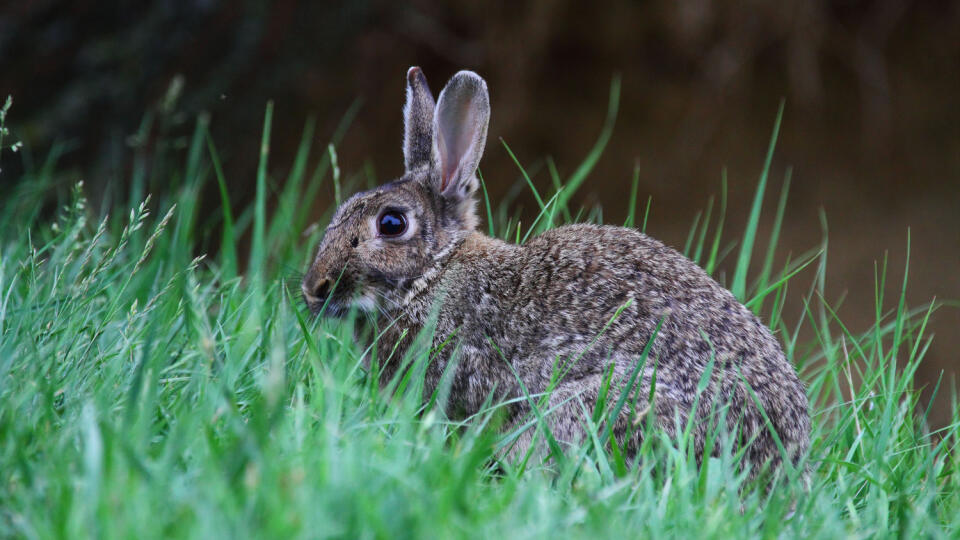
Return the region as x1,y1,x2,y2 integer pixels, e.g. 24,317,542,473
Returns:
301,66,811,477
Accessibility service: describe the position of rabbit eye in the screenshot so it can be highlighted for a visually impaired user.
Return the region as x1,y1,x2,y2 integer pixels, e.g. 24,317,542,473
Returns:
377,210,407,237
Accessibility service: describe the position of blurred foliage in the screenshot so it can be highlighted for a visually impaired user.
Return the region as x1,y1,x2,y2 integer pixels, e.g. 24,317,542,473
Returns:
2,1,957,195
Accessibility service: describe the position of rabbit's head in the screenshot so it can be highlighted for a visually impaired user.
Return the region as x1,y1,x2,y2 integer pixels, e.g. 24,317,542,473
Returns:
302,67,490,316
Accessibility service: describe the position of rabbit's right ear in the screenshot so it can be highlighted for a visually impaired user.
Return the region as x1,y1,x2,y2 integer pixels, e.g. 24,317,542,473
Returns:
431,70,489,200
403,67,436,172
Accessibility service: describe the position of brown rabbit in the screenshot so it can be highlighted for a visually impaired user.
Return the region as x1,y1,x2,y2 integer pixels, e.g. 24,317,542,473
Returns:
302,67,810,477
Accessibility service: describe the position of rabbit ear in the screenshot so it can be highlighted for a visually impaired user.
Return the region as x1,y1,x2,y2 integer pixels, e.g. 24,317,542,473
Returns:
403,67,436,172
431,70,489,199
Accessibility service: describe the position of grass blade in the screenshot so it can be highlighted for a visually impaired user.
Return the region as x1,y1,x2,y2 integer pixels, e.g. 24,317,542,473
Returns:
250,100,274,287
731,100,785,300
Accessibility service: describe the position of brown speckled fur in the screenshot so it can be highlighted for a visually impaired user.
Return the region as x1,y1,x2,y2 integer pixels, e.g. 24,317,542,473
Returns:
302,67,811,477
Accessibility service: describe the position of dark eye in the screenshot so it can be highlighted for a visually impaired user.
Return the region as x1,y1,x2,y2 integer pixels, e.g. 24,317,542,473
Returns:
377,210,407,237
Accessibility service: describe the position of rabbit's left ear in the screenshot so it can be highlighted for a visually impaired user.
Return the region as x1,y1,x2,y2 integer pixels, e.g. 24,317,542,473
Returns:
431,70,489,199
403,67,436,173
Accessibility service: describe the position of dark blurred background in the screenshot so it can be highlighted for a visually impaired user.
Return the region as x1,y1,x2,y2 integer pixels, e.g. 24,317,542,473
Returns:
1,1,957,422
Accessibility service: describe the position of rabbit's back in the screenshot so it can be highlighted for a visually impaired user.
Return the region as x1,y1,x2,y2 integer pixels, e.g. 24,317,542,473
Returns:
480,224,810,469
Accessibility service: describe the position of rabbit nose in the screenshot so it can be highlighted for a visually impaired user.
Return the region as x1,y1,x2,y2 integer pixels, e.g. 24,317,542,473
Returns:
302,278,332,304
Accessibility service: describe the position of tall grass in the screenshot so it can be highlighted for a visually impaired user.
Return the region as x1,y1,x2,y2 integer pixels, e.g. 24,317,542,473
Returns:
0,92,957,538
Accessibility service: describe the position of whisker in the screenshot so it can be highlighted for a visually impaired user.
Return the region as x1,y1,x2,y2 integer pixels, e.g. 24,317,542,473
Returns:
372,290,402,310
369,289,411,322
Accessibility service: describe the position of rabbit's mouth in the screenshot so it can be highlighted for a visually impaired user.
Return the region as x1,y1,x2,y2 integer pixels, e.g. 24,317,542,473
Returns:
303,287,377,319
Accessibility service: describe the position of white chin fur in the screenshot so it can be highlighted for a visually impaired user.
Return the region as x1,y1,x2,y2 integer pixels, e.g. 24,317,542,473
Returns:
351,292,377,313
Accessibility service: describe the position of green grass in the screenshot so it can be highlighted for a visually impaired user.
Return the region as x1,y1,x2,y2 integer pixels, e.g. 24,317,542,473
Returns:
0,94,957,539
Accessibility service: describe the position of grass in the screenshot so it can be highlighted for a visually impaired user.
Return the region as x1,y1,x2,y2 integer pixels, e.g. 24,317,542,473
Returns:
0,91,957,538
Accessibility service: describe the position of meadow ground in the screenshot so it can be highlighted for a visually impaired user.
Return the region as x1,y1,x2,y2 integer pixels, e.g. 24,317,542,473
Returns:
0,97,957,538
